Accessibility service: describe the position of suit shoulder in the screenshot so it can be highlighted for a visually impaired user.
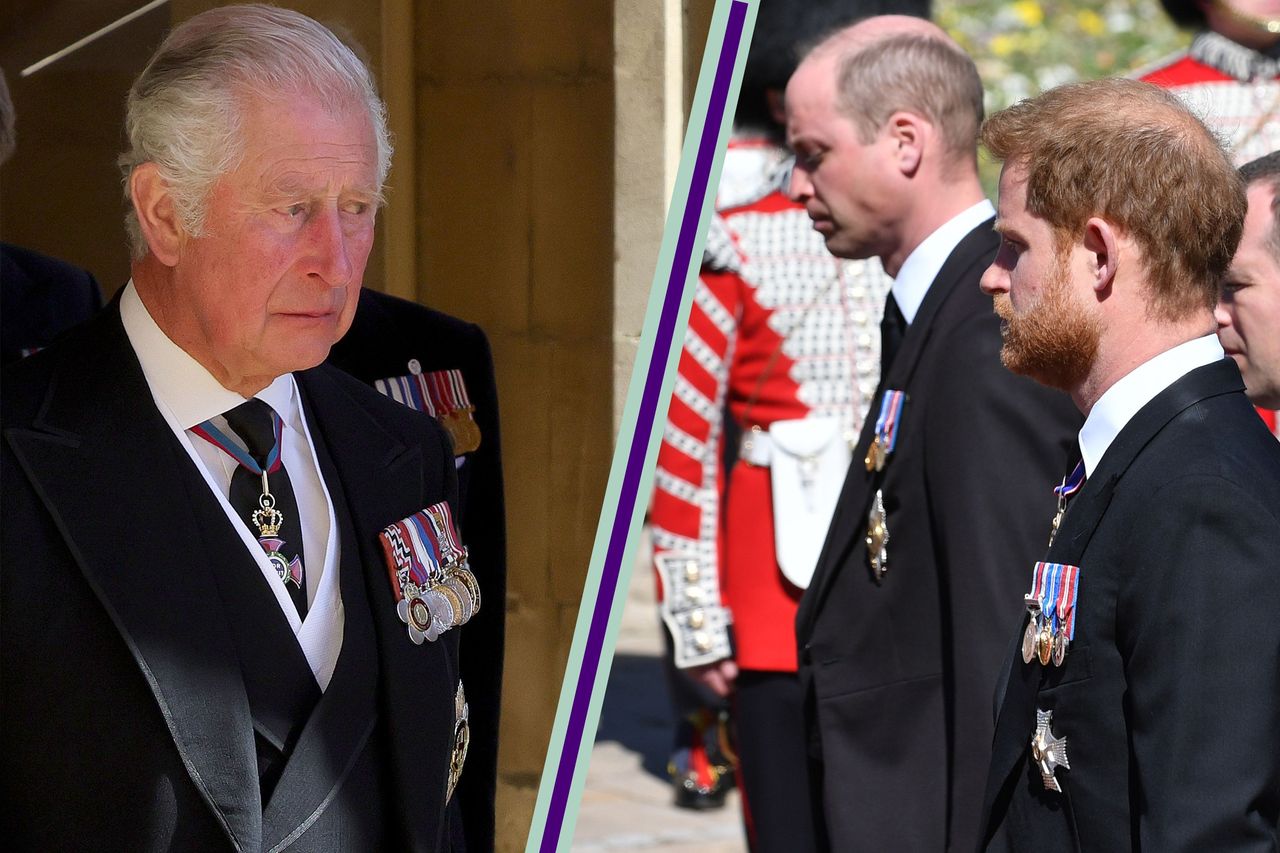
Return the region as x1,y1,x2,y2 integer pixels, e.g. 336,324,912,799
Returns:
2,243,94,285
305,363,453,449
330,290,493,384
2,309,114,418
354,290,488,351
1131,391,1280,494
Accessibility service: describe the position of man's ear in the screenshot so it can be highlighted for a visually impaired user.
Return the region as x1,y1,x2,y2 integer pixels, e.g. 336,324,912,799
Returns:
886,112,926,176
1082,217,1120,295
130,163,183,267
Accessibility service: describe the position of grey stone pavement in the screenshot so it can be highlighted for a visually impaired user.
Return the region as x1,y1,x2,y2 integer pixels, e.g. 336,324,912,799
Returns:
570,529,747,853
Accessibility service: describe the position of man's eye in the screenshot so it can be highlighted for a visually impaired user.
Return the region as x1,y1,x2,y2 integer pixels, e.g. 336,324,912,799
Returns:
343,201,370,216
281,203,307,217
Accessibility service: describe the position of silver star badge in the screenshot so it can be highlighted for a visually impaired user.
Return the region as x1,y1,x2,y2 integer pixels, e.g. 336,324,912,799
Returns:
1031,708,1070,792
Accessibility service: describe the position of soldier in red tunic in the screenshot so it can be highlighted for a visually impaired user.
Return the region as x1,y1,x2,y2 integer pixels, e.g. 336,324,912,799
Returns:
650,2,926,848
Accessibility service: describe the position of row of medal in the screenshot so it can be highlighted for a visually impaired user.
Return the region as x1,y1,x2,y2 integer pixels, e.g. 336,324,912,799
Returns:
380,502,482,644
864,390,906,582
374,365,482,455
1021,560,1080,667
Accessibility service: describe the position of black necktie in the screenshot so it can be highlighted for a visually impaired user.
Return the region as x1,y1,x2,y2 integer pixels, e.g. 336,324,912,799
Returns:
881,292,907,374
224,399,308,618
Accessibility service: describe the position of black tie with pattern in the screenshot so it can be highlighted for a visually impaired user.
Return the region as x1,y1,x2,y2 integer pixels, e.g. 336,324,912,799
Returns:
224,399,308,618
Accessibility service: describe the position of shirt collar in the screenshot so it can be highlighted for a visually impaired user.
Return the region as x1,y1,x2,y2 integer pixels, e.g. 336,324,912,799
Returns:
892,199,996,323
120,281,300,431
1078,334,1224,476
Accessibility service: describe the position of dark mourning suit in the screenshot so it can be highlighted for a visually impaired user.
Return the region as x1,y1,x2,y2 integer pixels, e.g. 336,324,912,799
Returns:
2,304,474,851
329,288,506,853
796,220,1082,852
981,358,1280,852
1,242,104,365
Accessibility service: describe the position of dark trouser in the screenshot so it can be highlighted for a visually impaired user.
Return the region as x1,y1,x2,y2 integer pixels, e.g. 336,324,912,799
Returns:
735,669,821,853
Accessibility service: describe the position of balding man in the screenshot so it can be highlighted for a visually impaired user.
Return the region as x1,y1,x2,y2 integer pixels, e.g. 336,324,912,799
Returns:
979,79,1280,851
2,7,488,850
1217,151,1280,430
786,17,1079,851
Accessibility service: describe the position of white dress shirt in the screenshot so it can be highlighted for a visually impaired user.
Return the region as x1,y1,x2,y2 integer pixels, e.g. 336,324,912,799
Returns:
892,199,997,324
120,282,344,689
1078,334,1226,476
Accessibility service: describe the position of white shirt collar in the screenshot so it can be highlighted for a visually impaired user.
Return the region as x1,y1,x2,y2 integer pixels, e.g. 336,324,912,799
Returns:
1078,334,1224,476
892,199,996,323
120,281,300,430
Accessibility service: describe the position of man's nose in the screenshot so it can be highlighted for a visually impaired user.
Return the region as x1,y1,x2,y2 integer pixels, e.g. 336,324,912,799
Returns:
305,207,355,285
1213,300,1233,330
979,261,1008,296
788,164,813,203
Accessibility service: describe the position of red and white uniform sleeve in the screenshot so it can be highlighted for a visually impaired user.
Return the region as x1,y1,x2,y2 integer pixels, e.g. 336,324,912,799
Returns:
652,214,741,668
652,156,890,670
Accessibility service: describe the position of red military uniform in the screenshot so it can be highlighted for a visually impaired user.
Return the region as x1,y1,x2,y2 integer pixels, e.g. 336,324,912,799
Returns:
651,137,888,672
651,137,889,849
1141,31,1280,435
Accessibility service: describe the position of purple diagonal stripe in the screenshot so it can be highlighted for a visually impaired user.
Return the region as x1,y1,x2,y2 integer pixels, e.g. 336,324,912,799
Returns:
536,3,749,850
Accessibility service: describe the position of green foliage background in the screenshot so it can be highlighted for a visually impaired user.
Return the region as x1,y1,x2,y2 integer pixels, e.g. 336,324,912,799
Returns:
935,0,1190,188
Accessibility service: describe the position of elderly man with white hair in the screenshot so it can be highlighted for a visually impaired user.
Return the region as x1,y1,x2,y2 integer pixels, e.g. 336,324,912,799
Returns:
1,6,488,851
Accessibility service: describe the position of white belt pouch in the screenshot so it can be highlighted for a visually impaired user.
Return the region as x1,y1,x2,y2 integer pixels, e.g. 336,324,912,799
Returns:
767,416,850,588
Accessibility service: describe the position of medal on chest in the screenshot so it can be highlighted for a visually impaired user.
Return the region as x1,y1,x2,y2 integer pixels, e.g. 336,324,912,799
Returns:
379,502,481,645
1021,561,1081,667
864,389,906,472
1031,708,1071,792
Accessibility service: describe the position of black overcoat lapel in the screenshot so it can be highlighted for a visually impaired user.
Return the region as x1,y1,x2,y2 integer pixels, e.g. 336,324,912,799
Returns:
979,358,1243,842
798,220,999,639
3,307,262,851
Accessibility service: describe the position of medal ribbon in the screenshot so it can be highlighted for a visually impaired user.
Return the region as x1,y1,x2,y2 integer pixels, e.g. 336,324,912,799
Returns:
1054,461,1086,500
380,514,445,598
374,375,439,416
1031,561,1082,641
379,524,413,602
873,389,907,455
1029,561,1047,604
429,371,459,416
423,503,463,567
402,514,444,584
433,502,465,559
447,369,472,408
192,411,284,475
406,374,437,416
1057,563,1080,641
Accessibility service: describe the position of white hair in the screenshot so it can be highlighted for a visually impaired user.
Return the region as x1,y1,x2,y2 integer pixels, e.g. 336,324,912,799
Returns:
120,4,392,258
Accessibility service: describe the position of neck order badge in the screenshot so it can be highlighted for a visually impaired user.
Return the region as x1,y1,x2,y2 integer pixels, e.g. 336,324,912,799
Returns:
193,401,307,615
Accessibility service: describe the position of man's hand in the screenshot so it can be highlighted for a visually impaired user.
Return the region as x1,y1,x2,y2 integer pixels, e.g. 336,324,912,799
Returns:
688,658,739,697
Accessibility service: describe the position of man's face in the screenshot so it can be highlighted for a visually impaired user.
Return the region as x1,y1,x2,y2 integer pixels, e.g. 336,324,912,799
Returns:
164,90,379,390
1202,0,1280,51
1216,182,1280,408
981,162,1101,391
785,55,901,261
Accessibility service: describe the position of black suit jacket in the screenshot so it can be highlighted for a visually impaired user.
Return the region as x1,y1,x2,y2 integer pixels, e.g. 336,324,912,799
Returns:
981,358,1280,852
328,288,505,853
2,305,469,851
1,242,104,365
796,220,1082,852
